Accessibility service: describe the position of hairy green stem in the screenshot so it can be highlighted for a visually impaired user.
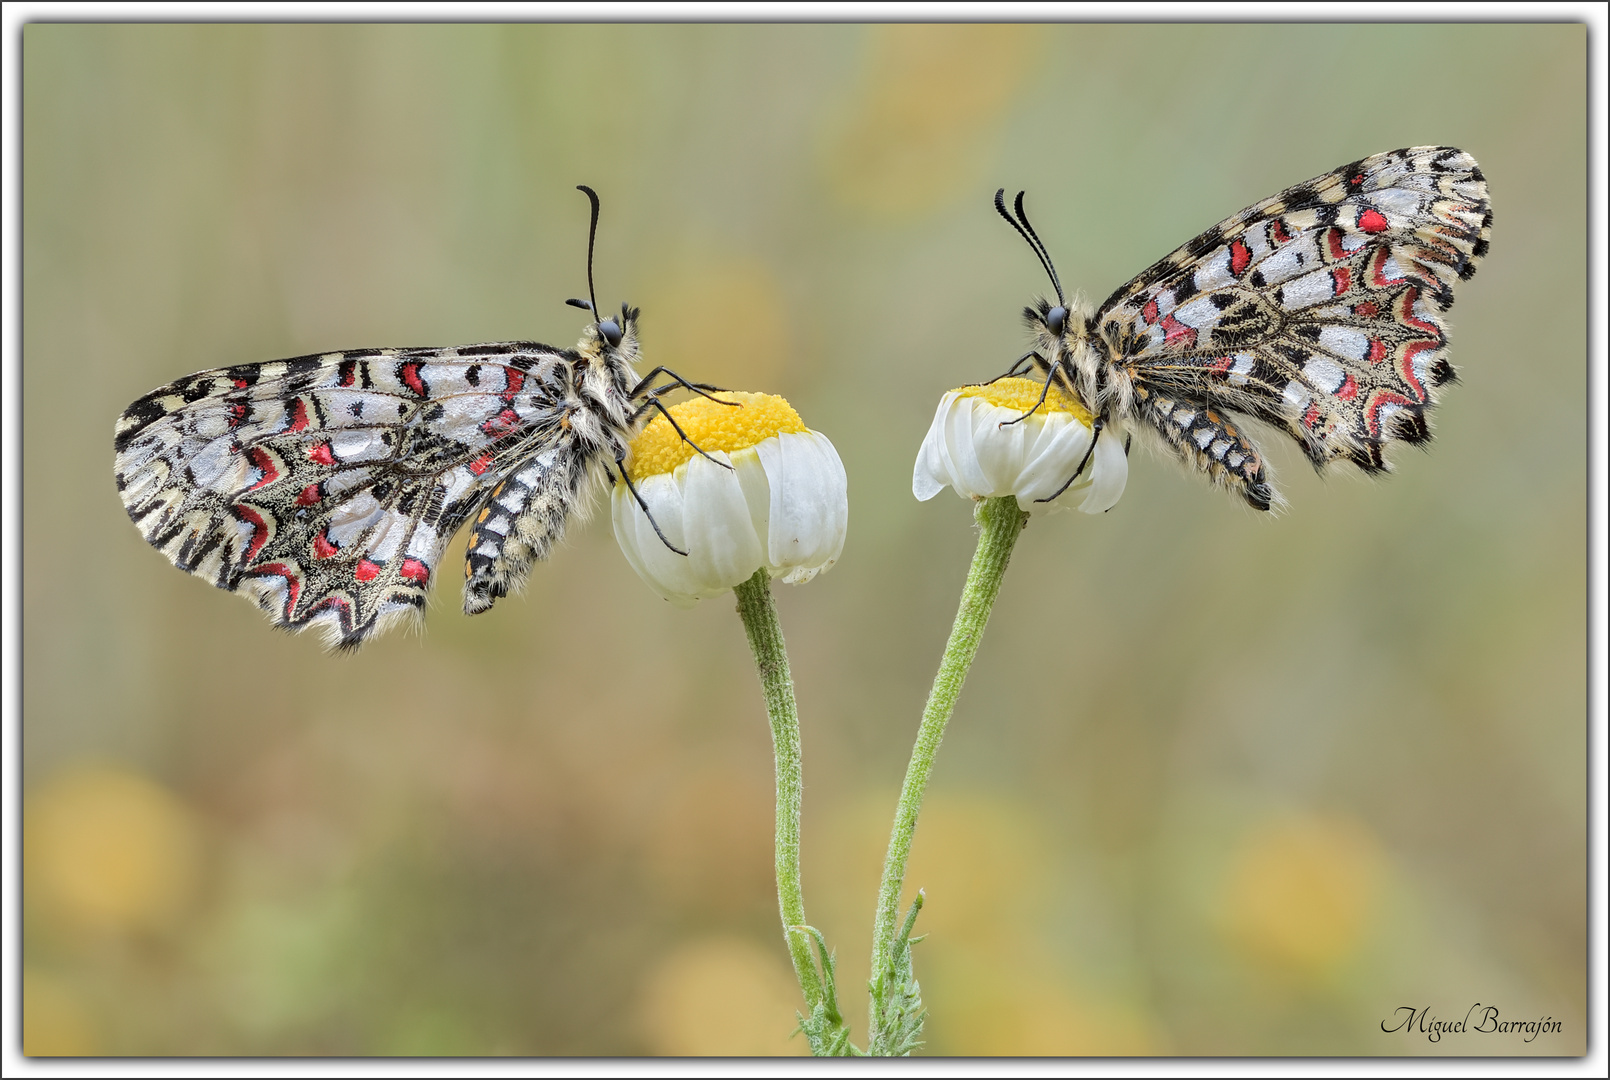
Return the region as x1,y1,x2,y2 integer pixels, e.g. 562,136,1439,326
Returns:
870,496,1028,981
734,568,824,1013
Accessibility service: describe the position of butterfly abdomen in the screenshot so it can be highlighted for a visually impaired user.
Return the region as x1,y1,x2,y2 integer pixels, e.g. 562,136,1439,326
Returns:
1134,390,1274,510
461,440,594,615
460,320,646,617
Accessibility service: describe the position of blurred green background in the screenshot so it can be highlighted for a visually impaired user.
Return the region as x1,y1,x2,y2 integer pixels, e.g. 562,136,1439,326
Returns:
23,23,1585,1056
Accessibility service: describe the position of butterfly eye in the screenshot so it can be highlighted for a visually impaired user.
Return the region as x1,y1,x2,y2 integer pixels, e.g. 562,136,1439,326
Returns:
599,317,623,348
1047,305,1069,337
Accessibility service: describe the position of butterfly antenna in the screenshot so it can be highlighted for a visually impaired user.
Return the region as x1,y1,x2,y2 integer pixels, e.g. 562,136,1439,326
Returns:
996,190,1064,305
1011,190,1065,305
577,184,603,329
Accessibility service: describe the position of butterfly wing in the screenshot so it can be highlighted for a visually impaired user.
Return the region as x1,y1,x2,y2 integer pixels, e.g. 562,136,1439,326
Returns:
1092,146,1491,508
113,343,575,649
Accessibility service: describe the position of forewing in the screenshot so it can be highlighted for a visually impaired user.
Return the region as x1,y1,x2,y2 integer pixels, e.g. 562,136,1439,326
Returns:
1095,146,1490,493
113,343,573,649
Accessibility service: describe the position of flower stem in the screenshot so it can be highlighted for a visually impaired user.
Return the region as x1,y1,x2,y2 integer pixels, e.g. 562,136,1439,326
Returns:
734,568,825,1014
870,496,1028,980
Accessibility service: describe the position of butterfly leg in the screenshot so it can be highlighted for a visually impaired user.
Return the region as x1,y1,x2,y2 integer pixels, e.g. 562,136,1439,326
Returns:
1033,417,1104,504
629,366,740,406
613,453,689,557
999,358,1072,428
977,351,1043,387
630,397,737,471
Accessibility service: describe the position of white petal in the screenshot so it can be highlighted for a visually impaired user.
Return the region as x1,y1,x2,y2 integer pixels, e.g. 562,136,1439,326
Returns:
732,446,773,554
1012,412,1096,510
760,431,847,581
682,452,765,592
1078,424,1129,514
912,396,955,501
966,400,1024,497
927,397,972,498
611,474,702,607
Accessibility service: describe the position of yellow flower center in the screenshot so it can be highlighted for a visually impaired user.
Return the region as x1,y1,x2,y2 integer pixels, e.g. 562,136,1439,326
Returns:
625,391,807,481
954,377,1093,426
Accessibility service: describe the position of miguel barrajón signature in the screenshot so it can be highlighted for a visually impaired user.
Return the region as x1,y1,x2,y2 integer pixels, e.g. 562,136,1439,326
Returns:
1382,1005,1563,1044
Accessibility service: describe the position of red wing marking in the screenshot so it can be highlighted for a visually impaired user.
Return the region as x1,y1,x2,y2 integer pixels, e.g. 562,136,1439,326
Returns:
309,442,335,465
295,483,322,506
400,363,427,397
480,408,520,438
1161,314,1197,349
1336,373,1359,401
234,505,271,560
286,398,310,433
399,557,430,585
1229,239,1252,277
244,447,279,491
1369,247,1405,287
355,558,382,583
1398,288,1440,336
249,562,301,617
1358,207,1389,233
1400,341,1437,400
313,531,338,559
1365,391,1416,437
1325,228,1350,261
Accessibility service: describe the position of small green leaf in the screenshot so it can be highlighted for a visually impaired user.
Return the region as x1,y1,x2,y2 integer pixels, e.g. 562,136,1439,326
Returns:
791,925,862,1055
868,892,927,1056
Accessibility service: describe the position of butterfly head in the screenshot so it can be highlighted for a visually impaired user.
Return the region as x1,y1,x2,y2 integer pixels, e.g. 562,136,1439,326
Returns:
1022,293,1100,407
1023,295,1090,346
568,297,642,365
1046,303,1068,338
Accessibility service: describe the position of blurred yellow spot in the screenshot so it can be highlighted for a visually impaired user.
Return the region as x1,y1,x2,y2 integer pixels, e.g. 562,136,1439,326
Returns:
1220,813,1384,978
23,969,98,1056
638,936,808,1056
626,391,805,481
957,377,1093,426
942,971,1155,1056
641,256,789,391
822,25,1043,217
25,763,201,935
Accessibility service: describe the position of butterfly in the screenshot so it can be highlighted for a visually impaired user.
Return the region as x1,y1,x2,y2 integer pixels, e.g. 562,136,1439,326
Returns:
992,146,1492,509
113,186,717,650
